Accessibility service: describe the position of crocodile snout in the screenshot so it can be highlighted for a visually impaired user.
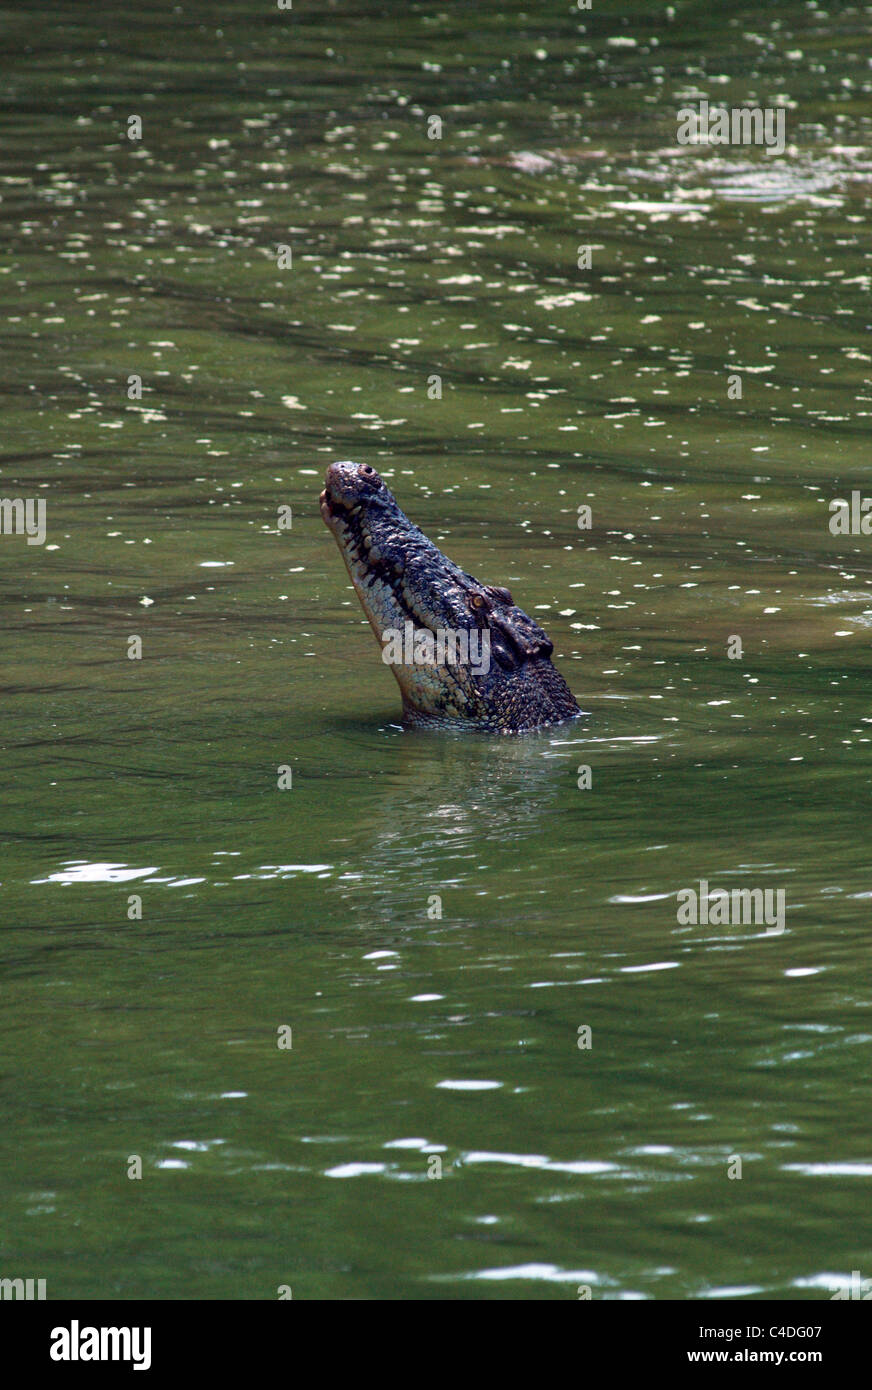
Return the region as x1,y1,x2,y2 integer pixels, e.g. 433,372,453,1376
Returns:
321,460,383,521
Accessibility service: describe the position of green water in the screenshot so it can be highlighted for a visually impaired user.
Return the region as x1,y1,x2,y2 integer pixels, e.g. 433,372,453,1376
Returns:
2,0,871,1300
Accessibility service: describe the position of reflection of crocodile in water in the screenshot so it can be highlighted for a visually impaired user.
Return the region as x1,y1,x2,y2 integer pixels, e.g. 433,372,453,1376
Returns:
320,462,582,734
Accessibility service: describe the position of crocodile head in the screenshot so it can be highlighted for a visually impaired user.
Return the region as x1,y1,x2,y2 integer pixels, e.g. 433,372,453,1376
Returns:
320,461,582,733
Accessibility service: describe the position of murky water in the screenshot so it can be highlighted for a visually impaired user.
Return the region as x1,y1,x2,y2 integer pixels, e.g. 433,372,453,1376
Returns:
2,0,871,1299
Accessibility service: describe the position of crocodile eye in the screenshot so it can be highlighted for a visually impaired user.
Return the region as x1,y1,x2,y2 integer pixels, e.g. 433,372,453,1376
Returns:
469,593,488,611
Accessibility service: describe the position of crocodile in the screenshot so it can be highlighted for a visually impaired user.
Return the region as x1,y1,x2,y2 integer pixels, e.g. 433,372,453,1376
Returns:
320,461,582,733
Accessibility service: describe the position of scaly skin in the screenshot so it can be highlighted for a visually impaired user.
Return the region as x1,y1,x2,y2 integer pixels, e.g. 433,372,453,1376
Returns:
320,461,582,733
